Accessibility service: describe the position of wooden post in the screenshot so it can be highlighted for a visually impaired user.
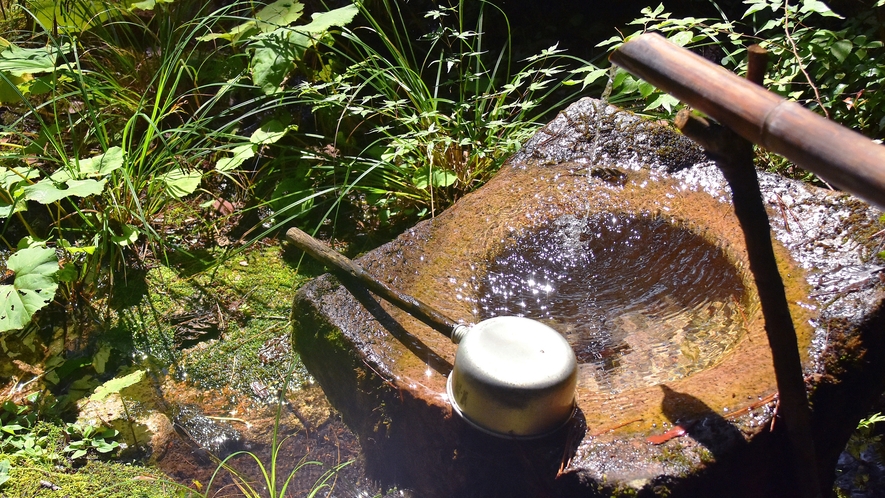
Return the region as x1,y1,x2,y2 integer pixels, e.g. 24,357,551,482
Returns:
624,41,823,497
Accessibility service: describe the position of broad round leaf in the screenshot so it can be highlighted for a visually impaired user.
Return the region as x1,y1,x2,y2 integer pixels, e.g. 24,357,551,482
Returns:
22,178,107,204
160,168,202,198
0,246,59,332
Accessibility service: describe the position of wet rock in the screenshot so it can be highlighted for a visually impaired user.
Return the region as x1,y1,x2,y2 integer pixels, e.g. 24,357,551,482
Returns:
76,371,177,461
292,98,885,497
172,404,242,455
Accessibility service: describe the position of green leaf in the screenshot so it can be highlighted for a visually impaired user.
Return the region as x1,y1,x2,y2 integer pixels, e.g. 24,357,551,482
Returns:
0,458,9,486
0,41,73,77
256,0,307,27
127,0,174,11
94,438,119,453
92,344,111,375
159,168,202,198
564,66,607,89
250,31,302,95
1,166,40,191
215,144,256,172
51,147,125,182
0,246,59,332
596,34,625,48
90,370,145,402
644,93,681,112
0,166,36,218
0,71,28,104
413,167,457,189
111,224,139,247
198,0,305,43
669,30,694,47
29,0,120,32
57,262,78,283
294,4,359,33
250,120,288,145
830,39,852,63
22,178,107,204
57,238,96,255
432,169,457,188
799,0,843,18
743,0,771,18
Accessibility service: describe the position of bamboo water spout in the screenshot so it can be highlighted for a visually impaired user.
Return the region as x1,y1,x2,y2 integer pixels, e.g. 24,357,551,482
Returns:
609,33,885,209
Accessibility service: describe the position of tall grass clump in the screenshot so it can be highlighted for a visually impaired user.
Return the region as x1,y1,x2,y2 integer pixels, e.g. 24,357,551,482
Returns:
286,0,592,225
1,2,232,265
0,1,278,330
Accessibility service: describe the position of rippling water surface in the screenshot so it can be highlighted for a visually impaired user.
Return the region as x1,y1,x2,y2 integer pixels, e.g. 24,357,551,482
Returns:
475,213,751,392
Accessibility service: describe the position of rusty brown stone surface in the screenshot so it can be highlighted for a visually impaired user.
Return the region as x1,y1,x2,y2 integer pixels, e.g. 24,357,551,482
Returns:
292,98,885,497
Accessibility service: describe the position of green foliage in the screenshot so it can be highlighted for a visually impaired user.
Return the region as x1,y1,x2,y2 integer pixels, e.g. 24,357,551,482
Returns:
197,0,358,95
0,458,9,487
89,370,145,402
858,412,885,431
200,361,351,498
0,245,60,332
0,38,73,104
0,0,366,328
842,412,885,470
1,394,118,463
291,0,589,223
0,397,51,462
62,424,120,460
581,0,885,142
0,1,253,314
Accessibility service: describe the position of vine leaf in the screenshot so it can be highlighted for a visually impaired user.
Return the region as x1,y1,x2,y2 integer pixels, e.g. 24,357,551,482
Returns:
0,246,59,332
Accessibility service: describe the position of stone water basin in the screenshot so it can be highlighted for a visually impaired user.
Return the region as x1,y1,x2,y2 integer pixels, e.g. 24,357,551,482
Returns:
292,98,885,497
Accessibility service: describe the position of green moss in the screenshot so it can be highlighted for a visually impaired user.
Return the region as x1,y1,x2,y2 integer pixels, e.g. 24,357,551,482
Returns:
107,246,315,396
0,455,188,497
652,441,695,475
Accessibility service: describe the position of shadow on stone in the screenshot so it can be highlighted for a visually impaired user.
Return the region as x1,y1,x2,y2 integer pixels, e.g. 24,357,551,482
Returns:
340,274,453,376
659,384,747,459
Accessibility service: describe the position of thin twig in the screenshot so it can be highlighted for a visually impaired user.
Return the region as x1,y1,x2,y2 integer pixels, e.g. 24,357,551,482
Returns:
782,0,829,118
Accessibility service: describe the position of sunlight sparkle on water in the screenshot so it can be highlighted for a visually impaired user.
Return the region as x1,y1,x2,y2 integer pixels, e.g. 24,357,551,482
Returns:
476,213,750,393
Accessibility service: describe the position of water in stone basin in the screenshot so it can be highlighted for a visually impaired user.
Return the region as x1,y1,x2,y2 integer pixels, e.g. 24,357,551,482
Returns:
474,212,753,394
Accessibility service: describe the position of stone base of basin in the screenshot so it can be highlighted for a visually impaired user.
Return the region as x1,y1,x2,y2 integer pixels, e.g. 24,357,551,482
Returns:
292,98,885,497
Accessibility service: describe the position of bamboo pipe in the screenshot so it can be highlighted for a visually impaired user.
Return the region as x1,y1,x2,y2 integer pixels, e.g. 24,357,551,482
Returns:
610,33,885,209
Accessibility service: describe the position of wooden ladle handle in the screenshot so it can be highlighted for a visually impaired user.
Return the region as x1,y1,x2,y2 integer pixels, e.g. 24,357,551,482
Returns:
285,227,459,338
